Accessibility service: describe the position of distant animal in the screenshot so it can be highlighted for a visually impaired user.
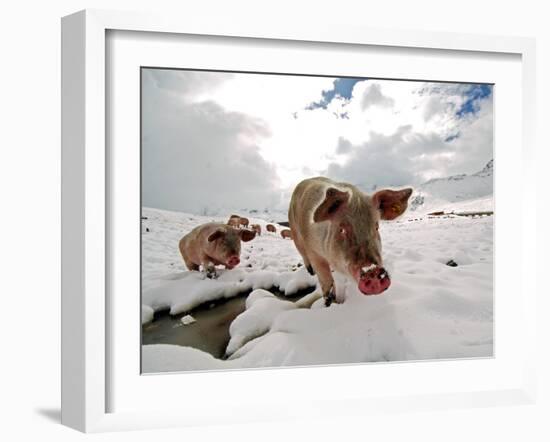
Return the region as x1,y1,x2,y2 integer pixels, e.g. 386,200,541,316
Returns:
239,217,249,228
266,224,276,233
250,224,262,236
227,215,241,228
289,176,412,306
280,229,292,239
179,222,256,279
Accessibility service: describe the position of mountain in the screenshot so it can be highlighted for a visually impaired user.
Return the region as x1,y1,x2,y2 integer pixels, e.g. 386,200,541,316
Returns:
409,159,494,214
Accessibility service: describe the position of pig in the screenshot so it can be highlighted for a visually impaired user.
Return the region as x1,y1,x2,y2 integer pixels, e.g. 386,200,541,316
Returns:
239,217,250,228
289,177,412,306
179,222,256,279
250,224,262,236
227,215,241,228
280,229,292,240
266,224,276,233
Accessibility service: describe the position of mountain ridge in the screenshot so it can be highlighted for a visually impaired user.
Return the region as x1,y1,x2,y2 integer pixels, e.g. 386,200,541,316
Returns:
409,159,493,213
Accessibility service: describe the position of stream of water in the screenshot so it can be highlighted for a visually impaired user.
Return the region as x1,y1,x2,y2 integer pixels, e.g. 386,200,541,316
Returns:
142,288,313,359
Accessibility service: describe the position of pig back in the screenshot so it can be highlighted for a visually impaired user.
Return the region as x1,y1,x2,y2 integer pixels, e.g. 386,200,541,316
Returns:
289,177,336,254
179,222,223,264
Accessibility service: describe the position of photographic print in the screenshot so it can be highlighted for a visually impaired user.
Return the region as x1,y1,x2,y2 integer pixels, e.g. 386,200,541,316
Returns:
140,68,493,373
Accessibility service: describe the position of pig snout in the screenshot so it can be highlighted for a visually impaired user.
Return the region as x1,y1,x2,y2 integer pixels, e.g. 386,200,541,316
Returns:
226,255,240,268
357,266,391,295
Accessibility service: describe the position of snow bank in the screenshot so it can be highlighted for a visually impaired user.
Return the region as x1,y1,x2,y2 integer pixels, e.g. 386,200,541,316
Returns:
142,266,316,316
141,305,154,325
142,344,229,372
226,289,297,356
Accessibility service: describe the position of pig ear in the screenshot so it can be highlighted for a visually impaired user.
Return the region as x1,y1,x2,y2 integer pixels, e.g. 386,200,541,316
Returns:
207,229,226,242
239,229,256,242
372,188,413,220
313,187,350,223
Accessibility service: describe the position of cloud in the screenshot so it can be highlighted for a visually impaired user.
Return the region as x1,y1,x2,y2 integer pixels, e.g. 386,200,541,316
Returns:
322,80,493,189
145,69,232,97
325,130,417,191
142,69,493,213
335,137,353,154
361,83,395,110
443,95,493,176
141,69,281,214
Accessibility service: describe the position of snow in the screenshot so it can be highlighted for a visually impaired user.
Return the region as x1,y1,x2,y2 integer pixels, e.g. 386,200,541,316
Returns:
141,305,154,325
142,200,493,373
142,344,227,373
181,314,196,325
361,264,377,273
410,159,493,215
226,289,296,357
141,207,317,321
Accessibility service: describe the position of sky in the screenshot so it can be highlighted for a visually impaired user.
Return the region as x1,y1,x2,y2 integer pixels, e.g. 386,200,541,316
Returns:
141,69,493,214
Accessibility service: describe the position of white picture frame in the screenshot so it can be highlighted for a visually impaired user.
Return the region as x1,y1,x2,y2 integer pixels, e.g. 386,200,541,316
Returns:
61,9,537,433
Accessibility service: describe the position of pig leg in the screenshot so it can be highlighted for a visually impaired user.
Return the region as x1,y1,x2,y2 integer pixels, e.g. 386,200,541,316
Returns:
200,253,217,279
179,240,198,271
309,254,336,307
182,256,199,272
179,244,200,272
293,235,315,275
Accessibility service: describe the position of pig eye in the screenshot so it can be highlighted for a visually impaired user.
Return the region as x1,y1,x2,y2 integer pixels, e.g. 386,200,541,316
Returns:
376,222,379,231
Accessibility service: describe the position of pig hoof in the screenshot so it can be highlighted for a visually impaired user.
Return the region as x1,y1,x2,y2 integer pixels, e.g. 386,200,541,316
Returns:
306,264,316,276
205,269,217,279
324,292,336,307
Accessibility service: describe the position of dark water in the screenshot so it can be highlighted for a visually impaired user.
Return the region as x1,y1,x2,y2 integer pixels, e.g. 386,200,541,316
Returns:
142,287,313,359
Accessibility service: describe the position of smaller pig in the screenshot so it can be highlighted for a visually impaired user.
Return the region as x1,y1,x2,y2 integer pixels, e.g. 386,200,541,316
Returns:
250,224,262,236
239,217,250,228
266,224,276,233
280,229,292,240
179,222,256,279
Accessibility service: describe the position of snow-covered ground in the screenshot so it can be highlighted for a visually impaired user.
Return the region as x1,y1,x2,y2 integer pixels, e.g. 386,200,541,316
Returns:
141,208,316,315
409,159,493,215
141,199,494,373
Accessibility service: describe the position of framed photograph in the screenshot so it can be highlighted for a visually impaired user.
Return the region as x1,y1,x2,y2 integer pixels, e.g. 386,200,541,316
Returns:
62,9,537,432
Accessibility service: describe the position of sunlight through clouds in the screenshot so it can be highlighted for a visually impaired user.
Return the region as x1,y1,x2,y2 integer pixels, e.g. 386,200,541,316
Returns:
142,69,492,212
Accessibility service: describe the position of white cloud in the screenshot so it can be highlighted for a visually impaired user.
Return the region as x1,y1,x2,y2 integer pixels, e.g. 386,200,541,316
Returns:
320,80,493,188
142,69,281,214
142,70,493,213
361,83,395,110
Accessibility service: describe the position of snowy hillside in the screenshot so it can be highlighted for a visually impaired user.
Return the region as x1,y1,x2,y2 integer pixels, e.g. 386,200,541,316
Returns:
409,159,493,214
141,203,493,373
